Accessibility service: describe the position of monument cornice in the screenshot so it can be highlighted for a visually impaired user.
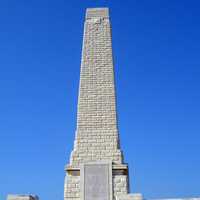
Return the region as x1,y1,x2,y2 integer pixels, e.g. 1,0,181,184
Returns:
65,163,129,175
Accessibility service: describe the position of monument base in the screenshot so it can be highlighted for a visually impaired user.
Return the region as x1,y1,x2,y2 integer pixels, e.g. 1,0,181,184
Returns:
116,193,143,200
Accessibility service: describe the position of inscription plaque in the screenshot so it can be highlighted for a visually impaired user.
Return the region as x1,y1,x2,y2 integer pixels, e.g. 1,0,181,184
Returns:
81,162,112,200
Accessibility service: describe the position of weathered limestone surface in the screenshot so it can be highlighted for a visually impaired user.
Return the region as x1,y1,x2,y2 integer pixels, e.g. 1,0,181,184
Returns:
116,194,143,200
70,7,123,167
64,7,129,200
81,162,112,200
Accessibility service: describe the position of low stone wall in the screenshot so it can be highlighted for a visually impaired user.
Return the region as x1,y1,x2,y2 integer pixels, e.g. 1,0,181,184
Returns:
116,193,143,200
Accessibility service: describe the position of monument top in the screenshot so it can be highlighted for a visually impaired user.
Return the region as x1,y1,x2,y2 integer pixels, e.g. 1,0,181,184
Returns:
86,7,109,19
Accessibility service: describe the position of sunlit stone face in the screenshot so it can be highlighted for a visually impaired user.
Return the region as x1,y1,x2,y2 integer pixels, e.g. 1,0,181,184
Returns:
81,162,112,200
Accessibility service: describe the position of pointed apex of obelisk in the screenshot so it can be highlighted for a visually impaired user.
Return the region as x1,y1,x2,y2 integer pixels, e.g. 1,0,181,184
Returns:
86,7,109,19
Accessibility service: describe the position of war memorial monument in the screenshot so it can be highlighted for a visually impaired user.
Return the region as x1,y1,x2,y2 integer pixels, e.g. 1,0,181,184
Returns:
7,7,199,200
64,7,135,200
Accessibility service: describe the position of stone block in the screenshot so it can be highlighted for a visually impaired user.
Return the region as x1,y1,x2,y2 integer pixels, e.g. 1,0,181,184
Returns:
80,161,112,200
116,193,143,200
7,195,39,200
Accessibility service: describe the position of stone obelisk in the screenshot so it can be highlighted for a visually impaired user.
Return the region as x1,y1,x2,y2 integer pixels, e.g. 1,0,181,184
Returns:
64,8,130,200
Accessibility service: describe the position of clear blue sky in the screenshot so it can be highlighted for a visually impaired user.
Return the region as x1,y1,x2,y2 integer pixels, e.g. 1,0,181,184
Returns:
0,0,200,200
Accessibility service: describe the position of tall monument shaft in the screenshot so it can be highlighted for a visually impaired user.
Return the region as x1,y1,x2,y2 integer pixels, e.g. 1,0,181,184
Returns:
71,8,123,166
64,8,129,200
